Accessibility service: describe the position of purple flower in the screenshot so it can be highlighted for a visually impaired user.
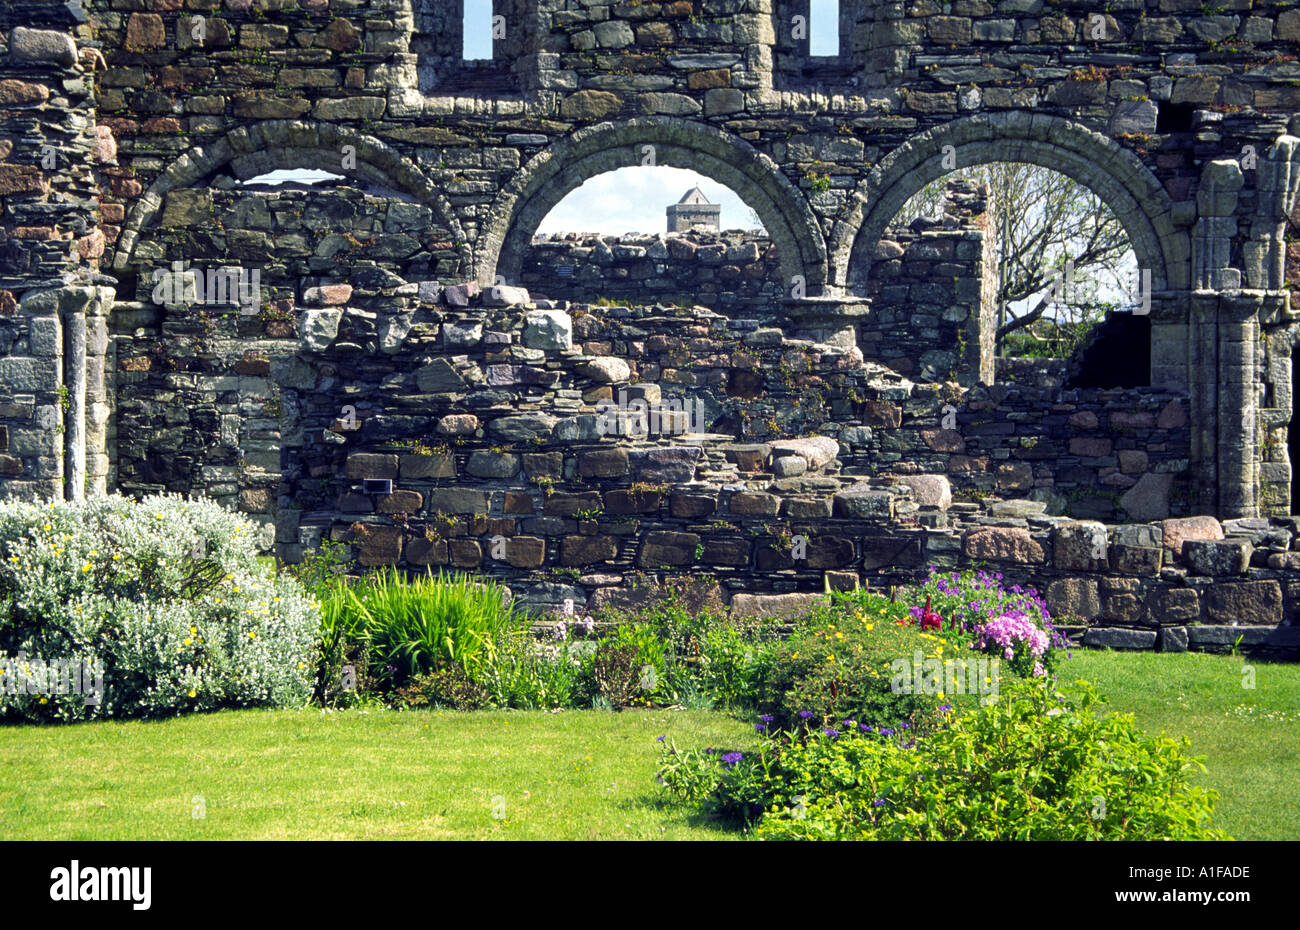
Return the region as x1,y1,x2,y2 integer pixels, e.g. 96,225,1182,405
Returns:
798,710,815,720
754,723,767,732
938,704,953,713
656,734,665,742
872,799,886,807
721,751,743,767
859,724,874,733
842,718,856,727
898,721,912,730
823,728,840,738
759,715,774,723
880,728,895,737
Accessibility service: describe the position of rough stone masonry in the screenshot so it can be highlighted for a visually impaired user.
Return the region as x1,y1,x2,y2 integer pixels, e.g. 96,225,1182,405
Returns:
1,0,1300,653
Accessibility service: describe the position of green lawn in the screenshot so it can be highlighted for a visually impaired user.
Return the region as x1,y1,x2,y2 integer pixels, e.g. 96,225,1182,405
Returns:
0,707,757,840
1,650,1296,840
1064,650,1300,841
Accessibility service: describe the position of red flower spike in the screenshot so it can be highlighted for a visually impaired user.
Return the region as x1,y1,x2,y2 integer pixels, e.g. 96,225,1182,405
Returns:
920,595,944,632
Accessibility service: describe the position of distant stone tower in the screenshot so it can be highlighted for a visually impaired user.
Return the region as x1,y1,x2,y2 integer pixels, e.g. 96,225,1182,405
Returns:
666,185,721,233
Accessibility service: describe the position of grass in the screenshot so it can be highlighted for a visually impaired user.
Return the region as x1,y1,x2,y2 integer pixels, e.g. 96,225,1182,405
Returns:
1064,650,1300,841
0,708,756,840
0,650,1295,840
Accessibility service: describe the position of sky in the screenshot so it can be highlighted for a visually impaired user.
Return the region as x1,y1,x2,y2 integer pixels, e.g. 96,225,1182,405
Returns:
536,167,762,236
464,0,493,60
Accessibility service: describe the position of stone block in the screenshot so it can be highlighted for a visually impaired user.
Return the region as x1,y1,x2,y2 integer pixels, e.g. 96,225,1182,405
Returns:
729,492,781,516
1045,577,1101,621
1205,581,1282,625
356,525,402,566
1053,521,1109,571
400,453,455,479
560,535,619,567
962,527,1044,563
637,531,699,567
426,489,487,515
1083,627,1158,649
730,592,826,620
1183,539,1251,575
346,453,398,479
670,493,716,518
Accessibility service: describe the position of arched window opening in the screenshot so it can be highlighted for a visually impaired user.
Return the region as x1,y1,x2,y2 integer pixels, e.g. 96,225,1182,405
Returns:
517,165,778,311
238,169,346,188
875,162,1145,385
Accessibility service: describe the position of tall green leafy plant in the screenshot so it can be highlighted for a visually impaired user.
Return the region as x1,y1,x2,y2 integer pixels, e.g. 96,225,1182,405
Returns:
323,568,524,687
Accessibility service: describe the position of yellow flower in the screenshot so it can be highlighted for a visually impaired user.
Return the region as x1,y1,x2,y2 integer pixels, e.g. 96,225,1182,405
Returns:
81,563,92,572
40,697,48,704
188,690,197,698
184,639,192,646
248,632,256,639
190,627,197,634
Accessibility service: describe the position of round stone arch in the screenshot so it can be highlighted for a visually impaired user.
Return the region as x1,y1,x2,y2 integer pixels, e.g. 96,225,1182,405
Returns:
111,121,467,272
829,113,1187,294
478,117,828,291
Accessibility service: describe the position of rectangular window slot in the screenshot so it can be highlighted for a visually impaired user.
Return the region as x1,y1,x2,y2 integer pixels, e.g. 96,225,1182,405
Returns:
463,0,494,61
809,0,839,57
363,479,393,495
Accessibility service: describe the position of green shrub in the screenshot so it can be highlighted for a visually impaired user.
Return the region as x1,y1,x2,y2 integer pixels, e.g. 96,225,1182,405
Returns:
476,629,595,710
594,599,779,710
395,664,491,711
0,495,319,722
756,590,984,734
697,621,779,710
659,679,1228,840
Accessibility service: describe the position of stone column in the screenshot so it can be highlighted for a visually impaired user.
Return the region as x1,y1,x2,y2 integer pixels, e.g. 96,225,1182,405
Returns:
1217,292,1263,518
1186,291,1219,514
62,290,86,501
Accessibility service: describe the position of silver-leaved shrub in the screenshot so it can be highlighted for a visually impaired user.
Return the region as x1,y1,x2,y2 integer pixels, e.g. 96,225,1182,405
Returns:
0,494,319,721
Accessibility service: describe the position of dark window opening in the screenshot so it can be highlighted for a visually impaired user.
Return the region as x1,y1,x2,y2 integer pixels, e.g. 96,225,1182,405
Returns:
1063,312,1151,389
1156,102,1196,134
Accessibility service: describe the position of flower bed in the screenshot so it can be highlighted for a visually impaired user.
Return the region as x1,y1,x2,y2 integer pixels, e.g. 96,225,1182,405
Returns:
657,678,1227,840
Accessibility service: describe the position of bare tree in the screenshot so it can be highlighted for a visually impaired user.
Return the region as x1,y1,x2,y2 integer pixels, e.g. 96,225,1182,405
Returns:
896,163,1134,354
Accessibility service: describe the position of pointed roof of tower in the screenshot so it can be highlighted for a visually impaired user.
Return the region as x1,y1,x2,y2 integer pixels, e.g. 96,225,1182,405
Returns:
678,185,711,205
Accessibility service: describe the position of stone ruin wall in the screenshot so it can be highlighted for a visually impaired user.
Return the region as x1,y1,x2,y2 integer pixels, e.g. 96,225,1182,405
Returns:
3,0,1300,651
520,229,782,310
